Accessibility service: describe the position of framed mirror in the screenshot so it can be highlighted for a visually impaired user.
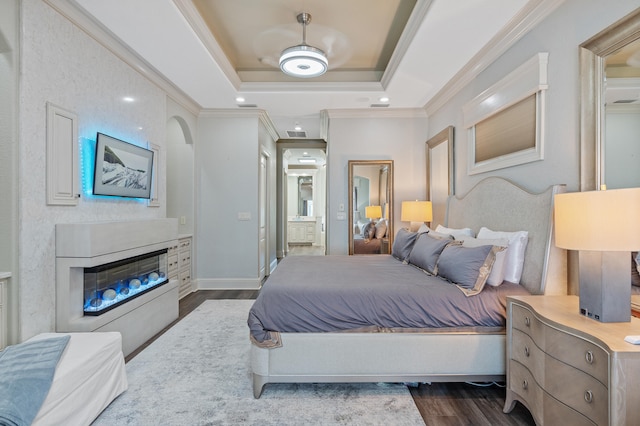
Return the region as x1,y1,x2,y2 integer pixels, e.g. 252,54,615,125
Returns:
348,160,394,255
579,8,640,313
580,8,640,191
426,126,454,228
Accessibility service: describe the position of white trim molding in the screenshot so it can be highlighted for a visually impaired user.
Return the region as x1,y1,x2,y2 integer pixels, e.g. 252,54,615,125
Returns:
464,52,548,175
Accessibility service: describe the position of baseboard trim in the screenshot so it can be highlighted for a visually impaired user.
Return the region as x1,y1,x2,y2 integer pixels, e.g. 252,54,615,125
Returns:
196,278,261,290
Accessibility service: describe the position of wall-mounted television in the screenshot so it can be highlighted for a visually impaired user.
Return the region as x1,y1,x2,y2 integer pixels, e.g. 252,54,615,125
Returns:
93,132,154,199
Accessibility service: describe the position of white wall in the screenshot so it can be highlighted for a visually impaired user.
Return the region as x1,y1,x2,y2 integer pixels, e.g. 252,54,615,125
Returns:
326,109,428,254
427,0,639,196
195,111,277,288
605,106,640,189
166,110,195,236
17,0,167,341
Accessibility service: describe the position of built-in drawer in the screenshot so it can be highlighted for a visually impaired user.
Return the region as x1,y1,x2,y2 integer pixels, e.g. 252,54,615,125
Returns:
509,360,543,421
168,253,179,272
179,238,191,250
544,353,608,426
544,324,609,387
512,329,544,379
179,250,191,268
543,392,597,426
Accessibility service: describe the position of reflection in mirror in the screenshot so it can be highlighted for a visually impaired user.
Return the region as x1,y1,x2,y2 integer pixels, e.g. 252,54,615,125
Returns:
579,8,640,311
298,176,313,216
348,160,394,255
580,7,640,191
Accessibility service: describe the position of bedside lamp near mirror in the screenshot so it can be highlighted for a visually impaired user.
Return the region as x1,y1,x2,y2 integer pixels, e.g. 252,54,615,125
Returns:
554,188,640,322
401,201,432,232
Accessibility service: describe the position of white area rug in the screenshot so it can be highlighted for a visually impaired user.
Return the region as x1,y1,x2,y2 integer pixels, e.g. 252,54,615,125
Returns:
93,299,424,425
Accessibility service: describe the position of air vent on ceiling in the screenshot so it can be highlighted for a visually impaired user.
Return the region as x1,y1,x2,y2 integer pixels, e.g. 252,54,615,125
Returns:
237,103,258,108
287,130,307,138
370,103,390,108
613,99,638,104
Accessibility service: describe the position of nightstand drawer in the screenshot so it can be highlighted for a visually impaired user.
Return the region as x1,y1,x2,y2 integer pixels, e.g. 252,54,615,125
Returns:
543,393,596,426
509,360,543,418
544,325,608,387
511,303,543,341
511,329,544,378
544,354,608,426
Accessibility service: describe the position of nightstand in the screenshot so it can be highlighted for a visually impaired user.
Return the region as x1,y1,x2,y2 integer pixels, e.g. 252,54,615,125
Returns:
504,295,640,425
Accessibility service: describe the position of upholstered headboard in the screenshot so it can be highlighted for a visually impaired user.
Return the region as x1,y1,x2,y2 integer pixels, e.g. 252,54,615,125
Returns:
445,177,567,295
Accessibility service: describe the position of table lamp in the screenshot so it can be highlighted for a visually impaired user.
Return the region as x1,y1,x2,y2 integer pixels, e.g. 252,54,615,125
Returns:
365,205,382,224
401,201,432,232
554,188,640,322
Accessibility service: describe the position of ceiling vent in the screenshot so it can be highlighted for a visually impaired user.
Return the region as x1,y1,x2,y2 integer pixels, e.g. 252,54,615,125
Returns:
613,99,638,104
237,103,258,108
286,130,307,138
370,103,390,108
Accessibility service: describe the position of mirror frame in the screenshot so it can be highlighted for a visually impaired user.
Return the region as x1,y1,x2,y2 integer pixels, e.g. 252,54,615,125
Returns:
426,126,455,228
579,8,640,313
348,160,394,255
580,8,640,191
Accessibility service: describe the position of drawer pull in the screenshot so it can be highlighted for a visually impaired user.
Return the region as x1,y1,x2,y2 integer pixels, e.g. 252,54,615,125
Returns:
524,346,530,357
524,316,531,327
585,350,594,364
522,379,528,390
584,390,593,403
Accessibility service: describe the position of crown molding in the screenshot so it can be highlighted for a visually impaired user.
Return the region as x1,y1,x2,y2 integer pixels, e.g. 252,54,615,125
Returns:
425,0,566,116
381,0,434,90
172,0,242,90
43,0,201,116
325,108,427,119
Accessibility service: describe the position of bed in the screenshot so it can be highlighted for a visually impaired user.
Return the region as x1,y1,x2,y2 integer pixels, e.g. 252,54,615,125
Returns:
0,332,127,426
249,177,567,398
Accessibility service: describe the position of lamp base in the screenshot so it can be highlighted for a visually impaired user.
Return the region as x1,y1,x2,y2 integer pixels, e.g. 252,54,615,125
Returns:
578,251,631,322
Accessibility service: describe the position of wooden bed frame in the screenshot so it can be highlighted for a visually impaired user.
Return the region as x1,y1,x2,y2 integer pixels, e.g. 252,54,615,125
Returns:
251,177,567,398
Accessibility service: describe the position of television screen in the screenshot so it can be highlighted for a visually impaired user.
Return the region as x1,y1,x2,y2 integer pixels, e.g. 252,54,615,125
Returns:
93,132,154,199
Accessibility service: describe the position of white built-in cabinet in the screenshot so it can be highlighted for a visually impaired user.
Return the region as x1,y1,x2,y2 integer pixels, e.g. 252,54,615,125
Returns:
288,221,316,244
46,103,79,205
168,236,192,300
177,236,192,299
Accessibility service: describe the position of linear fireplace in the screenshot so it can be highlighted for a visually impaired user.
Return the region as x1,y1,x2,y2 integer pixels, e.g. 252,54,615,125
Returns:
83,249,169,316
56,219,179,356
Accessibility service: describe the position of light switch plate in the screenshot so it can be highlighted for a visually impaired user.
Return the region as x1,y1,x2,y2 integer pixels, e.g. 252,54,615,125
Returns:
337,212,346,220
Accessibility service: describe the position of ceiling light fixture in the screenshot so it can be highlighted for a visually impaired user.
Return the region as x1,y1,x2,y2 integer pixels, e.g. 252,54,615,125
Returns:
299,158,316,164
279,12,328,78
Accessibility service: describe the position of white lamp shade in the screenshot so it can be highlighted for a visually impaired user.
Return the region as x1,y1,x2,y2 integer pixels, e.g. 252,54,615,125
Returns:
365,205,382,220
401,201,433,223
554,188,640,251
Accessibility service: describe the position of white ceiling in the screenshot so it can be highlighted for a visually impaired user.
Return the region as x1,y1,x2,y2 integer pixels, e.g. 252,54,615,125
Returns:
60,0,541,139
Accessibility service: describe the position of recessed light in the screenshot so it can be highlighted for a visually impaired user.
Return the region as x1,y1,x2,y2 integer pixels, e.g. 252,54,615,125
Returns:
295,124,302,131
379,96,389,103
299,158,316,164
123,97,135,103
236,96,245,103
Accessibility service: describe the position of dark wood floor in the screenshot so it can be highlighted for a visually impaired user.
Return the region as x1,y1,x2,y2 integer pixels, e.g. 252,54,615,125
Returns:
127,289,535,425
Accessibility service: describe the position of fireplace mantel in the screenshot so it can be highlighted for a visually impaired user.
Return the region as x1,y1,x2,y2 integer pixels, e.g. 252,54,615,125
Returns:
56,219,179,356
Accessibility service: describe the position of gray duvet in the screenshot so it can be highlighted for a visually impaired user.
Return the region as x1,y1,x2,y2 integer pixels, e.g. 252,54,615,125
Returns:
248,255,530,345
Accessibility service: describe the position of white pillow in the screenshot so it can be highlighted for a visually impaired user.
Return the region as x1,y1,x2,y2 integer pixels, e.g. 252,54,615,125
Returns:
435,225,475,239
417,223,431,234
477,227,529,284
460,236,509,286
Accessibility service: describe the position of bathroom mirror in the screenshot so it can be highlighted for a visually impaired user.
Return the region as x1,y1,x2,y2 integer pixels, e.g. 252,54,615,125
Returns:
298,176,313,216
579,8,640,312
348,160,394,255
